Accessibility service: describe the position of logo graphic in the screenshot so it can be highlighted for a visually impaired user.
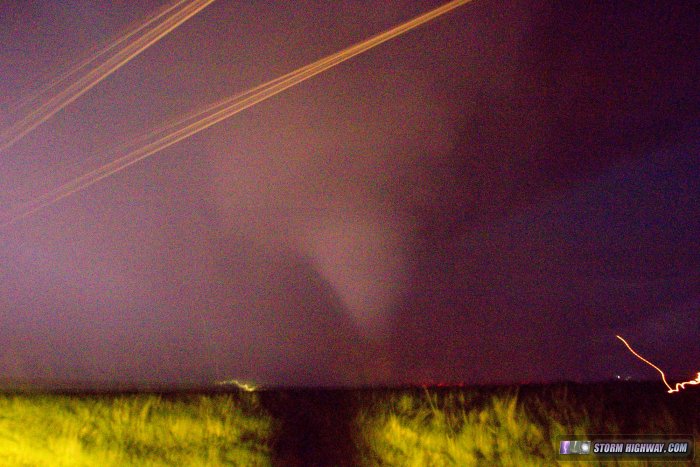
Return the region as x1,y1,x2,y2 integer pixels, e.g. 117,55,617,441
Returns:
558,435,694,461
560,440,591,454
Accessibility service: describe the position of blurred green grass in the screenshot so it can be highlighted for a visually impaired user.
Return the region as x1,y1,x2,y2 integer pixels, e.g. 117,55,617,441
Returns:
353,383,699,466
0,392,274,466
0,382,696,465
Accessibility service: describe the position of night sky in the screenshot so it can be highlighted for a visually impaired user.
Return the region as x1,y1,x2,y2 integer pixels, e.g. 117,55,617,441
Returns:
0,0,698,388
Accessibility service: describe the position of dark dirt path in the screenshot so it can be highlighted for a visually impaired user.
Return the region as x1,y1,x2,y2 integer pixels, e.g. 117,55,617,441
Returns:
259,389,361,466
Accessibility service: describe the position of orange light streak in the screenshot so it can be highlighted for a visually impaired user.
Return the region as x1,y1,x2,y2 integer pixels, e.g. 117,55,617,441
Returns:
616,335,700,394
0,0,472,228
0,0,216,153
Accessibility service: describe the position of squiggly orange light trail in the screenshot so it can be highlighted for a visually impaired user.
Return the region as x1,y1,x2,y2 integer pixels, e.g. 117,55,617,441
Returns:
616,335,700,394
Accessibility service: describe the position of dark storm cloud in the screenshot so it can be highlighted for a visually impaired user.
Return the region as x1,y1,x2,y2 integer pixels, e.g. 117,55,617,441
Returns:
396,143,699,384
0,1,698,387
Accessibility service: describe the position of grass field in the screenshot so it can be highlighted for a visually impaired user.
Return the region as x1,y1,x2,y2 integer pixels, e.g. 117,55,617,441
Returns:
0,392,275,466
354,383,699,466
0,382,696,465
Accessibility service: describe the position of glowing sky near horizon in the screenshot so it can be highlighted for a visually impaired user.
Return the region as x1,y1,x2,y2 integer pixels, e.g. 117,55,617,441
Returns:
0,0,698,387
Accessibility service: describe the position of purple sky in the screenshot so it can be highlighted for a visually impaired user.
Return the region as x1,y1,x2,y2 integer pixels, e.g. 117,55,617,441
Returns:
1,0,698,387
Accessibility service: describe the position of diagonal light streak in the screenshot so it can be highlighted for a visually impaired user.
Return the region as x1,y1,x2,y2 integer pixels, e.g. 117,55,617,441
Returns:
5,0,190,116
0,0,216,153
0,0,472,228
